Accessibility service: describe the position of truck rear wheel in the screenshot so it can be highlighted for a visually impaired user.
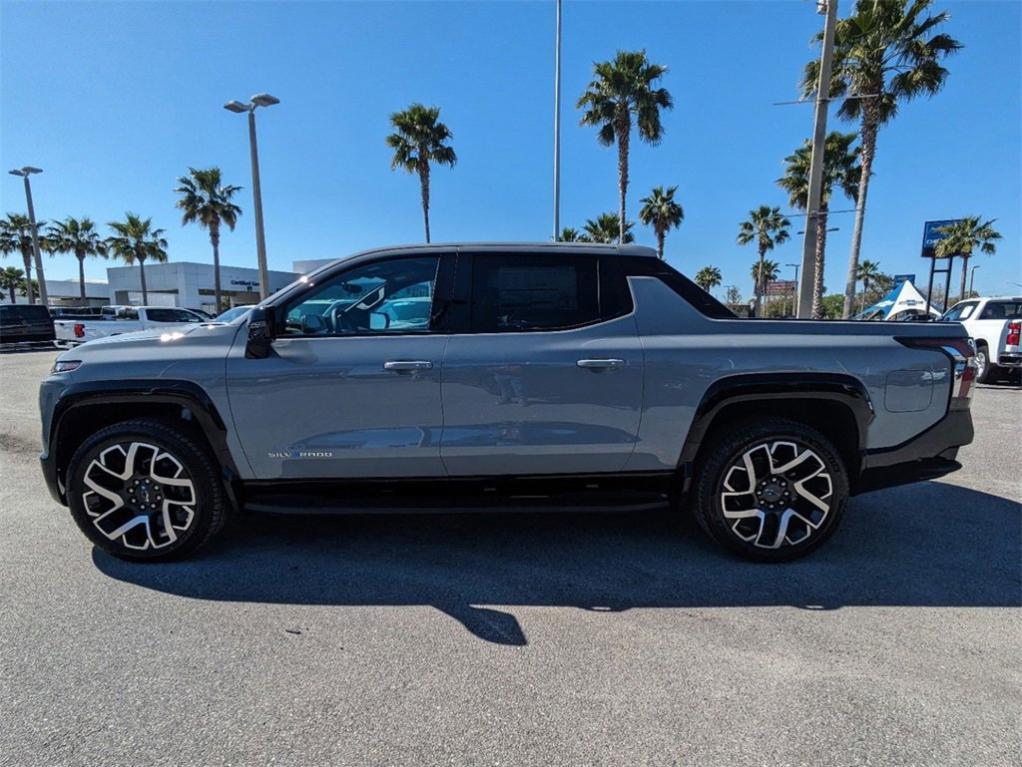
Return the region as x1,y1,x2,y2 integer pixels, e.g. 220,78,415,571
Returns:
974,343,1000,384
66,419,228,562
693,417,849,562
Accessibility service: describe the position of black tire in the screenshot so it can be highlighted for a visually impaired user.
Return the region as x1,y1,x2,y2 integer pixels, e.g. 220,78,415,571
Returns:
66,419,229,562
693,417,849,562
975,343,999,385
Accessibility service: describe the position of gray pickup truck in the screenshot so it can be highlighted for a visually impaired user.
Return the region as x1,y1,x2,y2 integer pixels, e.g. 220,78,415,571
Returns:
39,243,976,562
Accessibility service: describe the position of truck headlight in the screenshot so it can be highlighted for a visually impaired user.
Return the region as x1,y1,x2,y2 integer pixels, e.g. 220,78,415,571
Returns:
51,360,83,374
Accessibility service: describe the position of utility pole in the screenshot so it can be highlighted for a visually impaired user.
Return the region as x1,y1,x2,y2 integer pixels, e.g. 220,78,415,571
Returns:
795,0,838,319
552,0,562,240
9,167,48,305
968,264,980,297
787,262,801,317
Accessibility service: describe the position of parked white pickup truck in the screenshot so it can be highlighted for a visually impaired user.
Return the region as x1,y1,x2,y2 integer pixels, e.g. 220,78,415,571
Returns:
940,296,1022,383
54,305,208,348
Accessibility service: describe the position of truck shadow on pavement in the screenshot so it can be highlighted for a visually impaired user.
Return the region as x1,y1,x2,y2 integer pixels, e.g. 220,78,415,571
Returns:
93,480,1021,646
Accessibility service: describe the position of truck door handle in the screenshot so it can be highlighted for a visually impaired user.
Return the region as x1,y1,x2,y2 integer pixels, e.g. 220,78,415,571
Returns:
383,360,434,371
576,358,625,370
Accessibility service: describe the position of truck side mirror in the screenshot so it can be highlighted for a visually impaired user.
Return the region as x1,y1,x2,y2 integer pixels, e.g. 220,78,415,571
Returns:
245,307,274,359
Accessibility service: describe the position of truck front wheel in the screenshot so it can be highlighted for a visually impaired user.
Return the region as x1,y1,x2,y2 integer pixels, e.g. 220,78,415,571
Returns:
693,417,849,562
66,419,228,561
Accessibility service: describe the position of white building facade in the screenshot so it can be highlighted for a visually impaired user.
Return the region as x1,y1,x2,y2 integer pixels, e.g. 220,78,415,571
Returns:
106,262,299,314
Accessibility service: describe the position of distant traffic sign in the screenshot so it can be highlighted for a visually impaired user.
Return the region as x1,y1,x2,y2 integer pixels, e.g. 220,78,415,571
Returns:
921,219,962,259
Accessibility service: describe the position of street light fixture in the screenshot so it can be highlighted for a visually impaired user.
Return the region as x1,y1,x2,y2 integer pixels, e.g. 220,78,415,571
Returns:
224,93,279,300
8,166,48,305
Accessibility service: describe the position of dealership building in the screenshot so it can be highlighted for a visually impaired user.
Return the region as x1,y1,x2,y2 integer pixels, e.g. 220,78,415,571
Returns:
3,260,337,312
104,261,300,314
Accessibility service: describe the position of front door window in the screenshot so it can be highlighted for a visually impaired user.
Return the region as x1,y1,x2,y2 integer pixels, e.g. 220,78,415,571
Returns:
282,256,439,336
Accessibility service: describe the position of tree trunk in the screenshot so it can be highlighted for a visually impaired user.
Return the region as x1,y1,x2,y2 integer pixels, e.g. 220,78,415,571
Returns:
419,159,431,244
843,106,878,318
811,205,828,318
7,284,14,303
22,251,34,304
139,256,148,305
616,111,631,244
958,253,969,302
756,245,766,316
211,222,222,313
78,253,87,301
656,229,665,259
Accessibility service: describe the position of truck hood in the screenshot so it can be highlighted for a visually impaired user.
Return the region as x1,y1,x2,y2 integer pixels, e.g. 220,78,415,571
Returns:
56,322,245,371
70,322,214,348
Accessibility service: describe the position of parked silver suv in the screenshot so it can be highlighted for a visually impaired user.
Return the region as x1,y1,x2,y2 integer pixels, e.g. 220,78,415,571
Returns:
39,243,976,562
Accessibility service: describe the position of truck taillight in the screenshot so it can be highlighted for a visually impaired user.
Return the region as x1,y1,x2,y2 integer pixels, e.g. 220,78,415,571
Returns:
1008,320,1021,347
897,336,975,406
74,323,85,338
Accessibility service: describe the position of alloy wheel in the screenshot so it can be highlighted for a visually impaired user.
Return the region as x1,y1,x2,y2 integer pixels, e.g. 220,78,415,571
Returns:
719,440,833,550
81,441,197,551
975,349,987,380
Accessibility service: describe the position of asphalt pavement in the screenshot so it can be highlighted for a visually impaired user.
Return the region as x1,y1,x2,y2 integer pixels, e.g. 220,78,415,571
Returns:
1,349,1019,766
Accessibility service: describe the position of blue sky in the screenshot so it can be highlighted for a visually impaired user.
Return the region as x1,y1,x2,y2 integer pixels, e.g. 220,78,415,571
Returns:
2,0,1019,299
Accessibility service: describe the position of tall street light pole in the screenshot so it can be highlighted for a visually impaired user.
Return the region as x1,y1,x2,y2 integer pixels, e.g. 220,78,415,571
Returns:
787,262,801,317
795,0,838,319
9,166,48,306
552,0,562,241
968,264,980,297
225,93,279,301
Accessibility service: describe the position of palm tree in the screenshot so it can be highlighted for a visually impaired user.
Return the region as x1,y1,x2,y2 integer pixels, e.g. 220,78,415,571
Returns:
694,266,722,293
582,213,634,244
46,217,107,301
638,185,684,259
777,132,861,317
175,167,242,313
0,213,43,304
856,258,882,311
802,0,961,318
386,104,457,243
559,227,582,243
105,214,168,305
737,206,791,315
0,266,24,303
935,217,1001,300
578,50,673,243
20,277,39,299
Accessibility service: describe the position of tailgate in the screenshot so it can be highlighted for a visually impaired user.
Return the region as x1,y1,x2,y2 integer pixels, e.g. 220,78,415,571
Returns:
53,320,80,341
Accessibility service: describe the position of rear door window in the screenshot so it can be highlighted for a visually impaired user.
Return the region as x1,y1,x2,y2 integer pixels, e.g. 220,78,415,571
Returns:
979,301,1022,320
147,308,203,323
468,254,605,332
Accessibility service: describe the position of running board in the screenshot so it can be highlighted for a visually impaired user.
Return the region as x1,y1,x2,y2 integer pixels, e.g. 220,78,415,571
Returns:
239,473,674,516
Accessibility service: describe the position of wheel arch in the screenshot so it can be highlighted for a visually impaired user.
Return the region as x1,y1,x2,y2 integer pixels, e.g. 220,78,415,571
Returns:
45,380,241,506
678,373,874,493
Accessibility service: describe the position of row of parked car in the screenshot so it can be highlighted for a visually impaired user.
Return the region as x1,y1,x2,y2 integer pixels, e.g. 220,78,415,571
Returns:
0,304,252,349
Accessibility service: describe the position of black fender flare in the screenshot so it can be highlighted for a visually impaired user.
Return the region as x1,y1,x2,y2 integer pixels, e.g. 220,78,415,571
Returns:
43,380,241,505
677,372,875,486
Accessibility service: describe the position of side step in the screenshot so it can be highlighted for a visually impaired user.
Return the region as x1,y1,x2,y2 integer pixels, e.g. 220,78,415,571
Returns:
240,473,674,516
